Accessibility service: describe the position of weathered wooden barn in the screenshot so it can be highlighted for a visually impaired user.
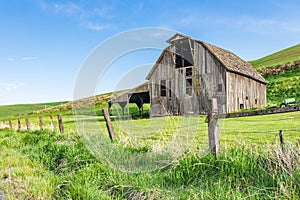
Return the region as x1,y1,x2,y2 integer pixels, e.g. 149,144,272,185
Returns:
109,33,267,117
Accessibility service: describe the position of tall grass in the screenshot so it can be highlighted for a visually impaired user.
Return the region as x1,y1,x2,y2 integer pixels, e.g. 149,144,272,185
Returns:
1,128,299,199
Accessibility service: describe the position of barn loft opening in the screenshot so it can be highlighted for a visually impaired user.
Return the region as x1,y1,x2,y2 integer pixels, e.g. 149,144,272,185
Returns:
175,54,193,68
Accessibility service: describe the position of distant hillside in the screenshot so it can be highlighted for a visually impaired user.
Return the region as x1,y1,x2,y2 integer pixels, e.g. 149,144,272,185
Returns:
0,91,126,120
249,44,300,104
0,102,67,120
250,44,300,69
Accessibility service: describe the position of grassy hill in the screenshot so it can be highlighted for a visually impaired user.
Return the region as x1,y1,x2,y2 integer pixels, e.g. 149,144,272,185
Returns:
0,102,67,120
249,44,300,104
249,44,300,69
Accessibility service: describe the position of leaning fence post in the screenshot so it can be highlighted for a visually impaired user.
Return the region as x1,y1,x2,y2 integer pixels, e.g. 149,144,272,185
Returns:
208,98,220,156
279,130,285,153
25,118,30,131
39,116,44,130
57,114,64,133
9,120,12,129
18,118,21,130
102,108,116,140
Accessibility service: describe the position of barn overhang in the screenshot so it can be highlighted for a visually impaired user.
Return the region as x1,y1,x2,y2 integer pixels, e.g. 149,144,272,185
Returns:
108,82,150,110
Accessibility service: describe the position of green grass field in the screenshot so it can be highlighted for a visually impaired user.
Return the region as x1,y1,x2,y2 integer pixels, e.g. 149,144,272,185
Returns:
1,103,299,199
249,44,300,69
0,94,299,199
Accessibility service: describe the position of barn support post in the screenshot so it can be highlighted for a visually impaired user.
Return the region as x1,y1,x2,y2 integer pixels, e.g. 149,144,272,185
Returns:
137,95,144,116
118,102,127,118
108,101,112,113
25,118,30,131
208,98,220,156
102,108,116,141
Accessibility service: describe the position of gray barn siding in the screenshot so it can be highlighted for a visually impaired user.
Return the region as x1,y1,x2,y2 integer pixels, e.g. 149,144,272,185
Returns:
193,42,226,114
226,72,266,112
149,51,175,117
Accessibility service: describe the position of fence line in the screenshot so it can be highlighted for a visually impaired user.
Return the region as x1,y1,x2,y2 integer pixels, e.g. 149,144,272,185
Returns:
0,114,65,133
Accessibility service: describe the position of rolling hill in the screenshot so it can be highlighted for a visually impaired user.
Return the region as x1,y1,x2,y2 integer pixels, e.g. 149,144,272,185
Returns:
0,102,67,120
249,43,300,69
249,44,300,104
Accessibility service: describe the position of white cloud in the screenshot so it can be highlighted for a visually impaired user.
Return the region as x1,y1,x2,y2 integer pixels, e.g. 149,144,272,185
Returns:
93,7,115,19
85,22,111,31
0,82,25,91
38,1,114,31
22,56,37,61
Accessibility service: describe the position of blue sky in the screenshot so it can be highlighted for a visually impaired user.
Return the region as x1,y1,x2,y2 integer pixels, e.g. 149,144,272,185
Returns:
0,0,300,105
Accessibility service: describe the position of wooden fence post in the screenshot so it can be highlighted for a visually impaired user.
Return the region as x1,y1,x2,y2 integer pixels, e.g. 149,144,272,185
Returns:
102,108,116,140
39,116,44,130
9,120,12,129
57,114,64,133
25,118,30,131
2,120,5,127
18,118,21,130
279,130,285,153
208,98,220,156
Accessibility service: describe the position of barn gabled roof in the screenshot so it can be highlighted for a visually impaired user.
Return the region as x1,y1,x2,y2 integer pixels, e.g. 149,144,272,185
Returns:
146,33,267,84
200,41,266,84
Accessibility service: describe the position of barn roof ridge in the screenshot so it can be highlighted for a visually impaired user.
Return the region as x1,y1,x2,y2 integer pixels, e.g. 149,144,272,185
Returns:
146,33,267,84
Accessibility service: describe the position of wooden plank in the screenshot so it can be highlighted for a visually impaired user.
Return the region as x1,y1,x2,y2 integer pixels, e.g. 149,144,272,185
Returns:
102,108,116,140
208,98,220,156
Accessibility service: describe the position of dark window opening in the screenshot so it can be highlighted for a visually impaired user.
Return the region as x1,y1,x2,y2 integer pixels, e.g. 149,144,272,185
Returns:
240,104,244,110
255,99,258,104
186,78,193,96
160,80,166,97
218,84,222,92
175,54,193,68
186,78,192,87
186,67,193,77
246,96,248,100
